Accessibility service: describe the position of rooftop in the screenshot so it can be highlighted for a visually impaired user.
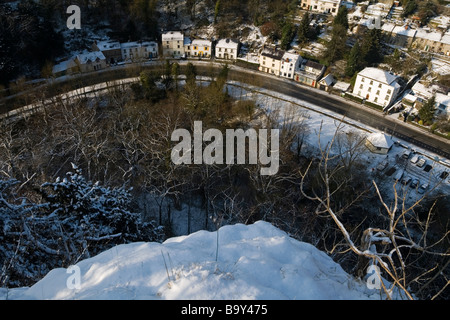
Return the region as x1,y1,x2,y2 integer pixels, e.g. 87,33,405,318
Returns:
358,67,399,85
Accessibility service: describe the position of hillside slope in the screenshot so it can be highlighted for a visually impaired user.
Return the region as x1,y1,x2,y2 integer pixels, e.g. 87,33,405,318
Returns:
3,221,386,300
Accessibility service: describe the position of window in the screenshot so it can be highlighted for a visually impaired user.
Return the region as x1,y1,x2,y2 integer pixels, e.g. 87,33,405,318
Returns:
360,84,363,89
376,90,380,95
205,47,208,51
219,48,222,52
370,80,373,85
378,83,382,88
374,97,378,102
361,78,365,82
387,89,392,94
368,87,372,92
385,95,390,100
358,91,361,96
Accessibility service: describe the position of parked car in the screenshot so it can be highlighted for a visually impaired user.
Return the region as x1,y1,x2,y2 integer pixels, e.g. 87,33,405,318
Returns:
401,176,411,185
418,183,429,194
377,160,388,171
401,149,412,159
410,178,419,188
410,154,420,164
416,158,426,168
394,169,404,182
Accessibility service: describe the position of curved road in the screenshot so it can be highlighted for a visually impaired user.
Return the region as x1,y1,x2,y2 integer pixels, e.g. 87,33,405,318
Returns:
2,61,449,159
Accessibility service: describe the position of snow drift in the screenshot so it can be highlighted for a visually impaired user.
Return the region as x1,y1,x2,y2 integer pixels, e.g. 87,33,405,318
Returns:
2,221,384,300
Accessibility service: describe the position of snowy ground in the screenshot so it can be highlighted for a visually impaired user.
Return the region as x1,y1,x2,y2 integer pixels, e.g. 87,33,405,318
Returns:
1,221,392,300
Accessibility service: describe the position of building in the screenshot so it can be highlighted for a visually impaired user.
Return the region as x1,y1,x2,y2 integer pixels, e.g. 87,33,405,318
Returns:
280,52,302,79
121,41,158,61
318,73,335,92
187,39,212,58
294,60,326,87
365,132,394,155
74,51,107,73
259,46,285,76
215,38,240,60
92,41,122,64
353,67,401,108
411,28,444,53
302,0,342,16
162,31,185,58
52,58,78,77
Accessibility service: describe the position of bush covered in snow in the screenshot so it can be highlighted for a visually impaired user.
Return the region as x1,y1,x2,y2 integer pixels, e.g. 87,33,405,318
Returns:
0,164,163,287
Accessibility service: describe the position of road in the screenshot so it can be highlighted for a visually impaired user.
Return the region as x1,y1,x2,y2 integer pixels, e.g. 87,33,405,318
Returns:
222,67,450,159
1,61,449,159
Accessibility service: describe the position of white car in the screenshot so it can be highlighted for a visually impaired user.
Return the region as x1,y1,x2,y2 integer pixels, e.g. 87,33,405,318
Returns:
416,158,426,168
418,183,429,194
410,154,420,164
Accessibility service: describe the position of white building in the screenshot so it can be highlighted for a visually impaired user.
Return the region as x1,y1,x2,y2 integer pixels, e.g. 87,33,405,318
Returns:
215,38,240,60
74,51,107,73
121,41,158,61
259,46,285,76
162,31,185,58
353,67,401,108
188,39,212,58
280,52,302,79
308,0,342,16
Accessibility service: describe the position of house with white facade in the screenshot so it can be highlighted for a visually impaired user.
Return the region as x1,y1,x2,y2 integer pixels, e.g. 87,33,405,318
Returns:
162,31,185,58
187,39,213,58
353,67,401,108
215,38,240,60
305,0,342,16
121,41,158,61
259,46,285,76
280,52,302,80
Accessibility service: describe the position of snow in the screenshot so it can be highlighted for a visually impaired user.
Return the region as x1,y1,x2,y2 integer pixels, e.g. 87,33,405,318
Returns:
357,67,399,85
1,221,386,300
366,132,394,149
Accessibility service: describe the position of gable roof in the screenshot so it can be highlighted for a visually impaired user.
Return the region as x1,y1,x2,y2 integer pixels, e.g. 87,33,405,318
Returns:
358,67,399,86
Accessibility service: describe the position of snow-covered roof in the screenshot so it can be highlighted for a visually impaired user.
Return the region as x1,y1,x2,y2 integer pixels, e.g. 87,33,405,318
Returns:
411,81,434,99
357,67,399,86
381,22,395,33
414,28,442,42
216,38,239,49
366,132,393,149
76,51,106,64
440,34,450,45
95,41,121,51
333,81,351,92
319,74,335,86
391,25,416,38
162,31,184,42
52,59,77,74
281,52,301,63
192,39,212,47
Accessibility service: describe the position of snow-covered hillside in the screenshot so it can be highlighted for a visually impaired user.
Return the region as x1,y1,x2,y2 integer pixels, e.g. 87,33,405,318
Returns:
2,221,387,300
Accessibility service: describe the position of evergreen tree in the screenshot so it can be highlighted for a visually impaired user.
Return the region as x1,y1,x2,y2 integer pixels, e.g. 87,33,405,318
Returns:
297,12,311,45
333,6,349,30
323,24,347,65
418,95,436,125
361,28,383,66
345,40,362,77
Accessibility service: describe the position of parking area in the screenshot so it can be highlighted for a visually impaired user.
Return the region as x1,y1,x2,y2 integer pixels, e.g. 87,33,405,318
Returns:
372,142,450,202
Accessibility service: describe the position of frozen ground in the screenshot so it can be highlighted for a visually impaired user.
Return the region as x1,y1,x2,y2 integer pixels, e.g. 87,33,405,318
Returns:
1,221,395,300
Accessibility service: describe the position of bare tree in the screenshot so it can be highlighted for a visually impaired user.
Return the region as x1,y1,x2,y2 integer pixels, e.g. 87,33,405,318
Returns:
299,123,450,300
